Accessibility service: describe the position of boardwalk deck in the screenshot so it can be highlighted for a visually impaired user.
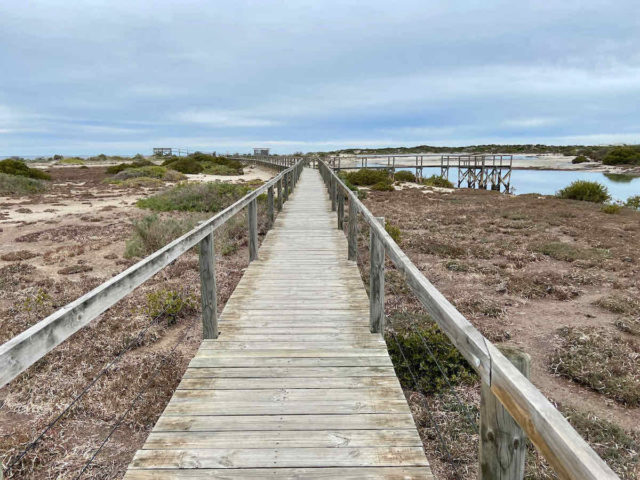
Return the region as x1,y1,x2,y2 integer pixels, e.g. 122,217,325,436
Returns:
125,170,433,479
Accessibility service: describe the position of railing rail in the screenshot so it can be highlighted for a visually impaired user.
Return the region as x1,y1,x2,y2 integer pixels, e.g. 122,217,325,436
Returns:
0,159,305,389
318,160,619,480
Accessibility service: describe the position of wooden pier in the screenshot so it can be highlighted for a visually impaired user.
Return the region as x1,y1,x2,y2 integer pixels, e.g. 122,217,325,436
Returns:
124,170,433,478
328,154,512,191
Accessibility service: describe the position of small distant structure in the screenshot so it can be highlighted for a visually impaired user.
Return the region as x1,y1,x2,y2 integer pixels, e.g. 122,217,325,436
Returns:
153,148,173,156
253,148,270,156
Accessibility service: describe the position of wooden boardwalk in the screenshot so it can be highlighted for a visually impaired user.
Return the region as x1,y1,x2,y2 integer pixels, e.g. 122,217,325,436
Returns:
125,169,433,479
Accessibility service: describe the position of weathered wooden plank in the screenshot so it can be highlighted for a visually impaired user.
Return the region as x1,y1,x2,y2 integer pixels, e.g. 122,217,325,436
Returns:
188,356,393,368
124,467,434,479
194,349,389,358
181,366,397,378
144,429,422,449
178,376,401,390
153,413,418,432
130,447,429,469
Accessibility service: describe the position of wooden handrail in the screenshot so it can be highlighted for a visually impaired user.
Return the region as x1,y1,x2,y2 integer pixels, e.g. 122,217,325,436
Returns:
317,160,619,480
0,159,305,389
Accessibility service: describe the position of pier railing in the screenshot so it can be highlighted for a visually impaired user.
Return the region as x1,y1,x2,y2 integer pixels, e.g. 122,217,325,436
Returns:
318,159,618,480
0,159,305,389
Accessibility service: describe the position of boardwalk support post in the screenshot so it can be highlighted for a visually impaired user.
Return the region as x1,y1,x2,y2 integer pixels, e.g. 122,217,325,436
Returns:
348,197,358,261
199,232,218,339
337,188,344,230
369,216,385,333
284,174,289,201
480,347,530,480
248,199,258,262
267,186,275,226
277,178,283,211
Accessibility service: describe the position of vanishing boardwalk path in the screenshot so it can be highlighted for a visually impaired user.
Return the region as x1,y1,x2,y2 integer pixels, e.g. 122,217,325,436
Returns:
125,170,433,479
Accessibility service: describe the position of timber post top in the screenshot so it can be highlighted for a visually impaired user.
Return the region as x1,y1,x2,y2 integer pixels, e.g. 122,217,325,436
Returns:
124,168,435,479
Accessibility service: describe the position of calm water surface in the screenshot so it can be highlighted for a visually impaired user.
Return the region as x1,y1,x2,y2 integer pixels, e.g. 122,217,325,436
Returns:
397,167,640,202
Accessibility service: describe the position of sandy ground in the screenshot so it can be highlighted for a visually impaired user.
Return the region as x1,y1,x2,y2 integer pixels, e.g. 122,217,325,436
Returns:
186,164,275,183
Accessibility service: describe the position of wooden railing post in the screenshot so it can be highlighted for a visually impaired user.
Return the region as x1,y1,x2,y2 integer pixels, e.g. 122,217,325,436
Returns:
283,173,289,201
331,176,336,211
369,216,385,333
248,199,258,262
480,347,530,480
337,187,344,230
348,196,358,261
267,185,274,226
277,178,283,211
199,232,218,339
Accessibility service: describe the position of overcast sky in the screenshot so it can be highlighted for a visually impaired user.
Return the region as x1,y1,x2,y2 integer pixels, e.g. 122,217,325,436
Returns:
1,0,639,155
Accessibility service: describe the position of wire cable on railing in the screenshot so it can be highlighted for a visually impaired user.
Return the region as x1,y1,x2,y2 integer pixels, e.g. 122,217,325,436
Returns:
381,229,480,435
2,301,173,477
75,316,197,479
386,326,464,480
408,321,479,434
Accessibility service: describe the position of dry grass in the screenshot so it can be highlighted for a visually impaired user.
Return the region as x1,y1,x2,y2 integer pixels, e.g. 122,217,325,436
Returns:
595,293,640,315
550,327,640,406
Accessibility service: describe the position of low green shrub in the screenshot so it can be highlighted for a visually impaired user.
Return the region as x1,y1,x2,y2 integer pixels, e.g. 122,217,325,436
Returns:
557,180,610,203
0,159,51,180
345,168,390,186
203,164,239,175
164,157,204,174
112,166,185,182
385,221,401,243
371,181,394,191
145,289,197,325
0,172,47,195
572,155,589,164
422,175,454,188
106,159,153,174
137,181,251,212
602,146,640,165
394,170,416,182
386,314,476,394
118,177,165,188
601,203,623,214
626,195,640,210
124,214,201,258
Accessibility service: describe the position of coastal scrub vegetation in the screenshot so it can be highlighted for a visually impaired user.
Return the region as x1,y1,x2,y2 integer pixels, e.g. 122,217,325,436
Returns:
124,214,204,258
161,152,244,175
556,180,610,203
602,146,640,166
0,158,51,180
0,172,47,195
145,288,197,325
385,313,476,394
137,181,251,212
344,168,390,186
394,170,416,182
572,155,589,164
422,175,454,188
626,195,640,210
